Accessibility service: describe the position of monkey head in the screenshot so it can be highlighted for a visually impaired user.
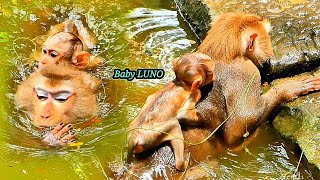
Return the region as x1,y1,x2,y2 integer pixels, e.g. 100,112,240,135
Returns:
240,13,273,67
173,53,215,90
15,63,100,127
38,19,101,70
198,12,273,68
39,32,91,70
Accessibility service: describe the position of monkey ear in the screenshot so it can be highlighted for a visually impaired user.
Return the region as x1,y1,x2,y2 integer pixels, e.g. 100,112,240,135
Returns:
191,76,202,90
247,33,258,52
72,51,90,69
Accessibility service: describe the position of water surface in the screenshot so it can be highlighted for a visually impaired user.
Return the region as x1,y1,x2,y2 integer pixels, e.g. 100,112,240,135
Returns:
0,0,316,179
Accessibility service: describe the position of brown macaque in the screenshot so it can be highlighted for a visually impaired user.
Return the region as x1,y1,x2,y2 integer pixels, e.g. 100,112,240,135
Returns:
119,12,320,179
15,62,100,146
197,12,320,146
36,19,102,70
127,53,216,171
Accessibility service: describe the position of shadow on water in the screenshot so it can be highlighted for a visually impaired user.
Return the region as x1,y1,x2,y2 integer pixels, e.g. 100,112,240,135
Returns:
0,0,317,179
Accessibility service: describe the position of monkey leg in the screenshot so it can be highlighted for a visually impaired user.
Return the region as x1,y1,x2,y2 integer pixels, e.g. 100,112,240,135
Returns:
130,119,185,170
166,123,186,171
177,90,202,125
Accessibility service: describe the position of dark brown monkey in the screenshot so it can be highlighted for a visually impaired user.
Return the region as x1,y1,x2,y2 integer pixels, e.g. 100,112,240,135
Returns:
198,12,320,145
127,53,216,171
119,12,320,179
15,62,100,146
36,19,102,70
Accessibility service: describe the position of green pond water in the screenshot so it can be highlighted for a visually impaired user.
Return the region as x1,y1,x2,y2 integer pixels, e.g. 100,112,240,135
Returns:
0,0,317,179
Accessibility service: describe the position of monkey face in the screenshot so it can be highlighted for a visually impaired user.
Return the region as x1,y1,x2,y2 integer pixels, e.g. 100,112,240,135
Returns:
39,33,74,69
32,87,76,127
243,18,273,68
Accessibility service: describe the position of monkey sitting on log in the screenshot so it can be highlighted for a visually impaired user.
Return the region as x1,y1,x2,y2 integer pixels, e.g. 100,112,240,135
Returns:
127,53,216,171
15,61,100,146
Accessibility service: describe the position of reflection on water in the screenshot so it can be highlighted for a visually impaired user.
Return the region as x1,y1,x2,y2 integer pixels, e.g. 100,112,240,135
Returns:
0,0,317,179
125,8,197,86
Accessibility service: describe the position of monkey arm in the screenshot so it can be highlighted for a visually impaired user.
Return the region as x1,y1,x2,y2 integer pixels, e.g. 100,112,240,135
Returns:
260,75,320,123
259,87,284,123
179,82,226,129
127,119,186,170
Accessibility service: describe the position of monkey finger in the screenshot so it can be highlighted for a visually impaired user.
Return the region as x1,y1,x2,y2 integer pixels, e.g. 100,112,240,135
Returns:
59,132,76,144
300,76,313,81
50,122,64,135
54,124,72,139
303,76,320,83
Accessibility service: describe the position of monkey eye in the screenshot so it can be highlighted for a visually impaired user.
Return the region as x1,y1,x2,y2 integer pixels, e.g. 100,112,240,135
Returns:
43,49,47,54
35,89,49,101
50,51,58,58
54,92,72,103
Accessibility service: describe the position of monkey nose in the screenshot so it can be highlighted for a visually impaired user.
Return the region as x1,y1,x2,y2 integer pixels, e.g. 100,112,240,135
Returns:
40,114,51,119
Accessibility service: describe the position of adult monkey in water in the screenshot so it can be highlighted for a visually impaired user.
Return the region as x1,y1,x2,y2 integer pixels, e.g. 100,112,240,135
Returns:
119,12,320,179
15,62,100,146
197,12,320,146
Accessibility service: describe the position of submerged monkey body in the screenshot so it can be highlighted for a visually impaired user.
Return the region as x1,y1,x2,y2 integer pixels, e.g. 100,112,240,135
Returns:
15,63,100,127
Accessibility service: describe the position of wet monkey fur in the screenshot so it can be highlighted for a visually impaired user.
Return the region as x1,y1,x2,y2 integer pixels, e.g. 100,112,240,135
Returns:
198,12,320,145
36,19,102,70
15,62,100,145
127,53,216,171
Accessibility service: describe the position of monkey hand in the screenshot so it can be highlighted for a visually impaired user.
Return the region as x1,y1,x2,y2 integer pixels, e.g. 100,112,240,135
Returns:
42,122,76,146
276,75,320,102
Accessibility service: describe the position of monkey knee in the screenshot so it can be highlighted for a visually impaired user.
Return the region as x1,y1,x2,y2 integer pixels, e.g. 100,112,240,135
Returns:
175,159,187,171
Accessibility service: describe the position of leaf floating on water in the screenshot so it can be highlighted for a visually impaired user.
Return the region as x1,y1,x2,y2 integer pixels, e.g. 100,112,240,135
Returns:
243,131,250,138
189,39,196,45
75,168,82,172
36,168,45,173
22,170,28,174
69,142,84,149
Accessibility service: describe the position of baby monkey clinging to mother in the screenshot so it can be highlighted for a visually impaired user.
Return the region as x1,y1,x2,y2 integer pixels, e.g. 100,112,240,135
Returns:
127,52,216,170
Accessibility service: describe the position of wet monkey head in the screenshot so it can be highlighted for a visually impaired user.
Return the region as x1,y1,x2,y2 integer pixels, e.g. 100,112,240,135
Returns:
198,12,273,67
15,63,100,127
173,52,215,90
37,19,101,70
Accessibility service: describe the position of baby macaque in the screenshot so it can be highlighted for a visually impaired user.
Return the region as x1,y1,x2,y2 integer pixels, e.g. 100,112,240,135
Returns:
15,62,100,146
127,53,215,170
36,19,102,70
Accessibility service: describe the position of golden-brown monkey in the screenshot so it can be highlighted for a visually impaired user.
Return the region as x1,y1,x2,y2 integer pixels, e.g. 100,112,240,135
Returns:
127,53,216,171
198,12,320,145
36,19,102,70
15,62,100,146
120,12,320,179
